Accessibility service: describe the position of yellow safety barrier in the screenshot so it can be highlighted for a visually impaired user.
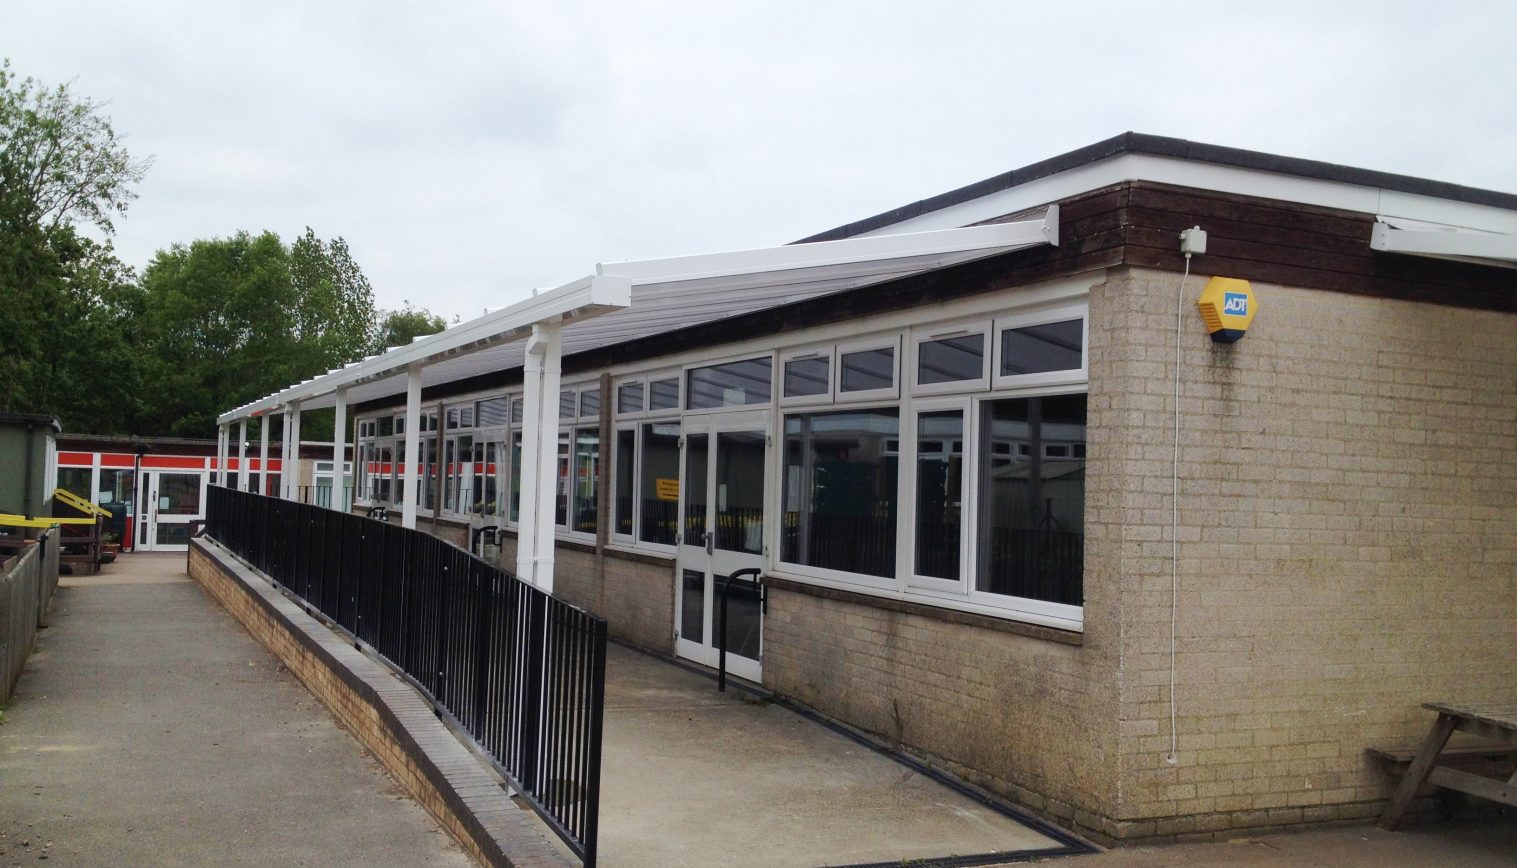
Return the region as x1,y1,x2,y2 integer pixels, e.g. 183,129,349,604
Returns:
0,513,98,529
54,487,113,518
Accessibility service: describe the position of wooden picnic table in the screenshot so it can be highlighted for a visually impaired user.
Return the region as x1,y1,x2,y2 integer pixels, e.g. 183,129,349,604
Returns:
1378,701,1517,830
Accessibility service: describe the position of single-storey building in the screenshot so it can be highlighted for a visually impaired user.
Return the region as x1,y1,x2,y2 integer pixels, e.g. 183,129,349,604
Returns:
214,133,1517,843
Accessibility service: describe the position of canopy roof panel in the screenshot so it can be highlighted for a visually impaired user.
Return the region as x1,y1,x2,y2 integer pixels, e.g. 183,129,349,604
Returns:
218,210,1057,423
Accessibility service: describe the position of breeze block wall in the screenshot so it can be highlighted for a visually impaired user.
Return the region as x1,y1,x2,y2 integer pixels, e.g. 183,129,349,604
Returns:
1101,265,1517,839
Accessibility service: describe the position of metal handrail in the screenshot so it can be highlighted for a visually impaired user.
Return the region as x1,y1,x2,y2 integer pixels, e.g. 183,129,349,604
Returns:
717,566,764,693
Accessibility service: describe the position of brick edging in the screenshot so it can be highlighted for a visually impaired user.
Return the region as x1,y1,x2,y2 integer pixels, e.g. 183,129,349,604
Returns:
188,539,573,868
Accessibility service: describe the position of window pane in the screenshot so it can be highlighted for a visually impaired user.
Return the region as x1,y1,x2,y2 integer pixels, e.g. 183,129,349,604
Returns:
477,397,509,427
715,431,765,555
580,388,601,418
559,390,576,420
615,429,635,535
510,397,523,425
781,409,898,578
378,417,394,437
1001,319,1083,376
573,427,599,535
687,358,771,409
681,569,705,644
475,440,499,516
977,394,1085,605
916,411,963,579
618,382,644,415
840,347,894,392
555,430,569,525
421,436,438,509
157,474,202,515
918,334,984,385
649,378,679,411
509,432,522,522
639,422,680,545
784,356,829,398
684,433,708,541
58,467,92,500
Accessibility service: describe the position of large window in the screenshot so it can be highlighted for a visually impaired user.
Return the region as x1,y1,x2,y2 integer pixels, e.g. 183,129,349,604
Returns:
976,394,1085,606
638,422,680,546
687,357,771,409
914,409,963,580
782,409,899,578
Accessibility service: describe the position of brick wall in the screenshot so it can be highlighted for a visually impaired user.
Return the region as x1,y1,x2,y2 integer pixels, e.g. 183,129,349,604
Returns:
1101,266,1517,837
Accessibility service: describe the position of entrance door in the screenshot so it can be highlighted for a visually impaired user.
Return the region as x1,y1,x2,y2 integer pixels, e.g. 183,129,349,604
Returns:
140,471,207,551
676,415,768,681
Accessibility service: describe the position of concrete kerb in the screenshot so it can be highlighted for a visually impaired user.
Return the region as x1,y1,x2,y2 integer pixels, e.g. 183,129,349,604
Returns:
187,538,573,868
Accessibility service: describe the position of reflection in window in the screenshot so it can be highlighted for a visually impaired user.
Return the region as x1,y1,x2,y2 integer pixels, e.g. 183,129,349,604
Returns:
687,358,771,409
476,397,509,427
977,394,1085,605
572,427,599,534
555,430,569,525
918,334,984,385
649,378,679,411
782,409,899,577
915,410,963,579
580,388,601,419
618,382,644,415
640,423,680,545
840,347,894,392
715,431,765,555
559,391,576,420
784,356,829,398
1001,319,1082,376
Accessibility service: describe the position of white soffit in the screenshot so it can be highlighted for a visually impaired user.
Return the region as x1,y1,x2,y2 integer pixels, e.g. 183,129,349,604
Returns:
219,211,1057,421
1370,216,1517,269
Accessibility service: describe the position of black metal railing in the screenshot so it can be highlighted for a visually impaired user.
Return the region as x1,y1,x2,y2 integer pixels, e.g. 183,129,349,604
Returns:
206,485,606,865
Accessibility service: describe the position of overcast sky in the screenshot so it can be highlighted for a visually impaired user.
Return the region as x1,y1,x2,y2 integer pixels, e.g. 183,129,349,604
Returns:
10,1,1516,323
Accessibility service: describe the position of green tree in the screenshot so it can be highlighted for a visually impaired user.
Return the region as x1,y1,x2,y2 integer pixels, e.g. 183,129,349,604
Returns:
135,229,379,438
0,59,149,431
371,302,448,354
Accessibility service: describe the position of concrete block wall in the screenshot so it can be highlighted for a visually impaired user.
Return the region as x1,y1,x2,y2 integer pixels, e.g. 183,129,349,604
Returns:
1100,266,1517,837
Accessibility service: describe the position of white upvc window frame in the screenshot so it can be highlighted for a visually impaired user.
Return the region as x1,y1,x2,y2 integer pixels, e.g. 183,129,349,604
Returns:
778,346,834,406
992,304,1088,391
646,371,683,415
834,336,901,404
556,378,601,543
682,351,775,415
902,394,973,594
610,421,638,545
910,318,992,396
614,377,647,419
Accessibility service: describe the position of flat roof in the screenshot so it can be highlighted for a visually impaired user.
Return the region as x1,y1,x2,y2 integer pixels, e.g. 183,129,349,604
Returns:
799,132,1517,243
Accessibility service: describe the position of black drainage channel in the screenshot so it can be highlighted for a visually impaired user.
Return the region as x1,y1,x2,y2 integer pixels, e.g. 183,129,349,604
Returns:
611,639,1099,861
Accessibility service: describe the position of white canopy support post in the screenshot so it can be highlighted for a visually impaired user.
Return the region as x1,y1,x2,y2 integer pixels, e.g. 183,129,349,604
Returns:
216,425,227,487
280,411,293,499
516,320,562,592
238,419,249,492
288,401,302,501
259,415,271,497
333,388,348,511
401,365,423,529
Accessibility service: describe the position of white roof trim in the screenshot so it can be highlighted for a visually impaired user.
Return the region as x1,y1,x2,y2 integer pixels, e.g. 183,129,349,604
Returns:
1371,217,1517,268
217,212,1057,424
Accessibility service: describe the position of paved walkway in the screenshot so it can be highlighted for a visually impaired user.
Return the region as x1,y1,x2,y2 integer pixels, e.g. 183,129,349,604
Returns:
0,553,469,867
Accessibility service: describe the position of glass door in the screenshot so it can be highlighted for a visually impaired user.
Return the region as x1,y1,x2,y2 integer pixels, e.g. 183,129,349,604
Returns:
141,471,207,551
676,415,768,681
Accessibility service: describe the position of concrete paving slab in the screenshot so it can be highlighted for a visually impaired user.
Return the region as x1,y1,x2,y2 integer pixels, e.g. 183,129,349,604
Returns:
597,646,1066,867
0,552,471,867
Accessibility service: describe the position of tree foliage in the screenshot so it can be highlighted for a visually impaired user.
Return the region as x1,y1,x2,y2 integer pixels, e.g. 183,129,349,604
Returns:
371,302,448,354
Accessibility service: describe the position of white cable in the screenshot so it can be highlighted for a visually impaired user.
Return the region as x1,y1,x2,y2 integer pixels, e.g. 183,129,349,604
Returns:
1167,254,1193,765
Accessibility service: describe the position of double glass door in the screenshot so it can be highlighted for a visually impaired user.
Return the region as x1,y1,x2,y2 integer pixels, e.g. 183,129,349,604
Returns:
677,415,767,681
140,470,206,551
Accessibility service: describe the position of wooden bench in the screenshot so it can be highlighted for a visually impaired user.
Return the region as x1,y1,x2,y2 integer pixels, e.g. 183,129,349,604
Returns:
1378,702,1517,830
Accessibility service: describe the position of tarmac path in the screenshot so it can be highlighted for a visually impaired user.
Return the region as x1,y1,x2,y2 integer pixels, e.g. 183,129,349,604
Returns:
0,553,470,867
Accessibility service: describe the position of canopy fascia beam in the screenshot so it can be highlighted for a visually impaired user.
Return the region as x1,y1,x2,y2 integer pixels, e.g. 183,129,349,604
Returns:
1371,221,1517,265
598,207,1058,284
217,273,632,425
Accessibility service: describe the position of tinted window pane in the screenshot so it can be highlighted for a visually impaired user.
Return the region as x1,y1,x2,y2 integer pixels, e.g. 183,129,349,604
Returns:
639,422,680,545
784,356,829,398
618,382,644,415
687,358,772,409
476,397,509,427
580,388,601,418
781,409,898,578
840,347,894,392
915,411,963,579
1001,319,1083,376
977,394,1085,605
615,429,635,535
918,334,984,385
559,391,576,420
649,378,679,411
